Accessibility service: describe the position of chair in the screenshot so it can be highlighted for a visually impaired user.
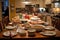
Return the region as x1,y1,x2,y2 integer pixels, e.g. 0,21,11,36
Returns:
2,16,10,29
0,21,3,32
51,17,55,27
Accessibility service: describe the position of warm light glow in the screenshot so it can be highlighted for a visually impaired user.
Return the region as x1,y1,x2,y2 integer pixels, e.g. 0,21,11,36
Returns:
55,3,59,7
22,1,31,4
53,8,60,13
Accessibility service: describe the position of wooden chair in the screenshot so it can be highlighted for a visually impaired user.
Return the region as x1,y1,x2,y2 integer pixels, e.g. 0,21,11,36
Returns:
0,21,3,32
2,16,10,29
51,17,55,27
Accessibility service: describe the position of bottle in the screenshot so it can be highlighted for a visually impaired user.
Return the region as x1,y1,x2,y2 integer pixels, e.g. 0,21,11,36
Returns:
19,13,22,19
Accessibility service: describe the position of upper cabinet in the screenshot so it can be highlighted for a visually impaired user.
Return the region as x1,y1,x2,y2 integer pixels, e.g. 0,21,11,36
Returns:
45,0,52,4
9,0,16,21
52,0,60,8
0,0,2,21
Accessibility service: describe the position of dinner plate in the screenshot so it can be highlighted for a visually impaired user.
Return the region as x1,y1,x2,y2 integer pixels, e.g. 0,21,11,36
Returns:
11,31,17,37
5,26,16,30
17,29,26,36
43,22,49,26
3,31,10,37
30,16,40,21
9,22,13,24
44,26,55,30
3,31,17,37
28,29,36,33
40,31,56,36
18,30,26,33
20,19,28,21
32,25,45,27
17,29,26,33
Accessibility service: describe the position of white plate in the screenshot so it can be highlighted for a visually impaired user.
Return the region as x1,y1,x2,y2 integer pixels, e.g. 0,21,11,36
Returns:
17,29,26,33
20,19,28,21
5,26,16,30
3,31,10,36
40,31,56,36
28,29,36,32
32,25,45,27
11,31,17,36
44,26,55,30
9,22,13,24
3,31,17,37
17,29,26,36
31,18,40,21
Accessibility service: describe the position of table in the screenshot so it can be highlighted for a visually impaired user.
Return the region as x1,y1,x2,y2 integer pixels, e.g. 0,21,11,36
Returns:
0,28,60,39
0,15,60,39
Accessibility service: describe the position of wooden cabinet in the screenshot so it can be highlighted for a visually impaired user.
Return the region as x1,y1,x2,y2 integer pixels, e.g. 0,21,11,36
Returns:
9,0,16,21
0,0,2,21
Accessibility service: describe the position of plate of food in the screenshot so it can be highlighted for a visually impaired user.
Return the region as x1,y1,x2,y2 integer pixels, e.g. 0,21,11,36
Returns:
40,31,56,36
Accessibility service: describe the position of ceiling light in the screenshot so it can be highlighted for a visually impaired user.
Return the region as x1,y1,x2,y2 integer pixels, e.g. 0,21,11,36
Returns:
22,0,31,4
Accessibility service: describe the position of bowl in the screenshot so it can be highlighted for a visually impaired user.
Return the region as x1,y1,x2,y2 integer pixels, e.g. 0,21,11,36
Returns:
28,29,36,37
18,30,26,36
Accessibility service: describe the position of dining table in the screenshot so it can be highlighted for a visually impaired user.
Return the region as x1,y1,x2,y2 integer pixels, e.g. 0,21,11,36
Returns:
0,15,60,40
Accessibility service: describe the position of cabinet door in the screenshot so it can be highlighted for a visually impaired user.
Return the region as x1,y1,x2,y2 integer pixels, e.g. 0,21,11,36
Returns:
0,0,2,21
9,0,16,21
